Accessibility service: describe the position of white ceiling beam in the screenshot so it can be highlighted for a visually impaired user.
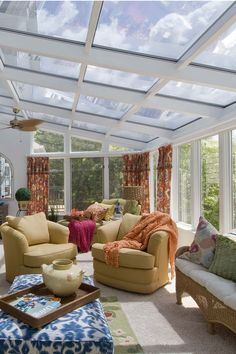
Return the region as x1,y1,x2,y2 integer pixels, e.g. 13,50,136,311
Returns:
0,95,13,106
177,2,236,69
121,121,173,139
1,30,236,92
146,95,223,118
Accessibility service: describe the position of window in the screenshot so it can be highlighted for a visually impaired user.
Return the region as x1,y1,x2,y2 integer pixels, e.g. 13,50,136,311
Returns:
232,130,236,228
178,144,191,224
71,136,101,152
109,157,123,198
71,158,103,210
0,153,13,198
34,130,64,153
201,135,219,230
48,159,64,213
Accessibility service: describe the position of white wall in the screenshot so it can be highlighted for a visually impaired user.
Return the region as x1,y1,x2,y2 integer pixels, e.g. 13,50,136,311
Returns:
0,130,32,216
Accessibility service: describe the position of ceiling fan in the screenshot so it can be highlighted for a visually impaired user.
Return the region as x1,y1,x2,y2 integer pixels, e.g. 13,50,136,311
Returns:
0,108,43,132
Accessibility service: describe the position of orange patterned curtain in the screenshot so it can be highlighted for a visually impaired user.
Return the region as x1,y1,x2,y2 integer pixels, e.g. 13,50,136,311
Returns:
156,145,172,214
27,157,49,215
123,152,150,212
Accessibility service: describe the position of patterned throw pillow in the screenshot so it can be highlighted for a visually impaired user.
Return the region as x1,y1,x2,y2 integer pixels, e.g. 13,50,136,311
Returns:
209,235,236,281
85,204,108,222
179,216,219,268
123,200,139,215
95,202,115,221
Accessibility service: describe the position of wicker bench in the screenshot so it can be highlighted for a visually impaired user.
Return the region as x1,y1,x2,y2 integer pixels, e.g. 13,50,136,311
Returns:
175,246,236,335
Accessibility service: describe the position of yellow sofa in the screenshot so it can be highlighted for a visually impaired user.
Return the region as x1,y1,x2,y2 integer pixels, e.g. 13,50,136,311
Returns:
0,212,77,282
92,213,170,294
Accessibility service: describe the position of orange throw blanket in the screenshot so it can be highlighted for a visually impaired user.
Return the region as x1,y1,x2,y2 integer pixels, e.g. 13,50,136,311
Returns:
104,211,178,278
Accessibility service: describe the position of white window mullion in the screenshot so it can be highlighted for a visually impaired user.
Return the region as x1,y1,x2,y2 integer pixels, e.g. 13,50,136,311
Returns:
64,132,71,214
219,131,232,233
171,146,179,221
191,140,201,229
104,157,109,199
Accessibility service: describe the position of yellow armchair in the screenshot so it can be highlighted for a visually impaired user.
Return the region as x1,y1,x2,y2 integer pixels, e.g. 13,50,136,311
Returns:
92,213,169,294
0,212,77,282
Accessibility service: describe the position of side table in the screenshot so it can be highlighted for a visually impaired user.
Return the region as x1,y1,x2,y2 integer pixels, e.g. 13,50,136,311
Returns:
0,274,113,354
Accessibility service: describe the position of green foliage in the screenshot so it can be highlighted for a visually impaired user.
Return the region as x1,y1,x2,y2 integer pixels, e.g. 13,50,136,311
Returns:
15,187,31,201
71,136,101,152
34,130,64,152
202,183,219,230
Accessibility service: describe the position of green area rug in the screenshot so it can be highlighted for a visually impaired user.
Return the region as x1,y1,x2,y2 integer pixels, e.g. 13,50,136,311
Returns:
101,296,144,354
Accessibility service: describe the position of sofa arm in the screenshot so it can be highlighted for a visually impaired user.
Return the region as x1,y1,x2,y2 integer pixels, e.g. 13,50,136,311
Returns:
47,221,69,244
147,231,169,268
94,219,121,243
175,246,189,259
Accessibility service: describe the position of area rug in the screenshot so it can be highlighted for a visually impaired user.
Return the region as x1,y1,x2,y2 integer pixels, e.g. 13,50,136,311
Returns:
101,296,144,354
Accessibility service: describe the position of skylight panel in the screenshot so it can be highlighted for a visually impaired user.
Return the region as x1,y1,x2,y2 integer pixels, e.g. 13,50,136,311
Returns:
72,120,108,135
159,81,236,106
111,129,154,143
0,1,92,42
93,1,232,59
77,95,132,119
29,112,69,126
84,66,158,92
193,23,236,71
1,48,81,79
13,81,74,109
130,107,199,130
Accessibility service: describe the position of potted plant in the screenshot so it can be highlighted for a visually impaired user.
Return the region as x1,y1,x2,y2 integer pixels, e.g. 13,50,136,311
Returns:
15,187,31,210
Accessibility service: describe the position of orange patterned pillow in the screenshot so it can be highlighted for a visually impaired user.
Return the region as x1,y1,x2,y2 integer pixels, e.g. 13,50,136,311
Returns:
85,204,108,222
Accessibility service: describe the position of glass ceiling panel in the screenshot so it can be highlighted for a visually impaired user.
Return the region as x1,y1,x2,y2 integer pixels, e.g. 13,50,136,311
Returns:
84,65,158,92
130,107,199,130
77,95,131,119
13,81,74,109
94,1,232,59
29,112,69,126
1,47,81,79
72,120,107,135
111,129,154,143
193,23,236,71
0,1,92,43
0,81,10,97
159,81,236,106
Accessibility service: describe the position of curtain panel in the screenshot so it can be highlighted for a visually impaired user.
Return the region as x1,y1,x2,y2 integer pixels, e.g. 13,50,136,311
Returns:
27,157,49,215
123,152,150,212
156,145,172,214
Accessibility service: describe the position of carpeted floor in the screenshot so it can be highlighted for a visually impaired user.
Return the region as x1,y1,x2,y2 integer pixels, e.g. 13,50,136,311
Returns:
0,241,236,353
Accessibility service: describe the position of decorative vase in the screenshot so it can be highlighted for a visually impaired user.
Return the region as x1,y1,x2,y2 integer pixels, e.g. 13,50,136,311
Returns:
18,200,29,210
42,259,84,297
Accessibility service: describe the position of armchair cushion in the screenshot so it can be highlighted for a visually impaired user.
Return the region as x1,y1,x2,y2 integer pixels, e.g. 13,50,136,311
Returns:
6,212,49,246
92,243,155,269
117,213,141,240
24,243,77,268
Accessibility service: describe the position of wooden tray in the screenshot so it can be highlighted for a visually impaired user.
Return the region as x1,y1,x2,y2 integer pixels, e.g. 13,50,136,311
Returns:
0,282,100,328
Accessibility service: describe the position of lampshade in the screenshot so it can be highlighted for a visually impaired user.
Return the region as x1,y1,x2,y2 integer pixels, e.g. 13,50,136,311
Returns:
122,185,144,203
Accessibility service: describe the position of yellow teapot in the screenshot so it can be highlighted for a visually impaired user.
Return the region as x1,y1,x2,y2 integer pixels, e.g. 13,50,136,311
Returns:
42,259,84,297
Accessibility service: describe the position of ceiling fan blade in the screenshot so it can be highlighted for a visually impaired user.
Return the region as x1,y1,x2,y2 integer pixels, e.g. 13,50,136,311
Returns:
19,126,38,132
18,119,43,128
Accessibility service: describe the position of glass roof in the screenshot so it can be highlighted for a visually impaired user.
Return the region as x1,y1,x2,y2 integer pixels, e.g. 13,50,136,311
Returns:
129,107,200,130
0,0,235,151
13,81,74,109
85,65,158,92
193,23,236,71
93,1,232,59
77,95,131,119
1,47,81,79
159,81,236,107
0,1,93,42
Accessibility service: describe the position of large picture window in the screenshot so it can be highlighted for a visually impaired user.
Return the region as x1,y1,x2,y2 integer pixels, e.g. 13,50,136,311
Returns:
48,159,64,213
201,135,219,230
34,130,64,153
71,158,103,210
109,156,123,198
178,144,191,224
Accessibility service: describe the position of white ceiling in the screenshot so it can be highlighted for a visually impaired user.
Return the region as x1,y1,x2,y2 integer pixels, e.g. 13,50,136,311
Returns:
0,0,236,151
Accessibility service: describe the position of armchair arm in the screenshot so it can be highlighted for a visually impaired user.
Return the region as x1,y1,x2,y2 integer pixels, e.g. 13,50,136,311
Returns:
95,219,121,243
175,246,189,259
0,224,29,282
47,221,69,244
147,231,169,268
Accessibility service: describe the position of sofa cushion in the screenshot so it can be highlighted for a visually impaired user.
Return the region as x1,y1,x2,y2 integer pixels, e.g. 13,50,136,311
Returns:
102,198,127,208
6,212,49,246
123,200,139,215
209,235,236,281
24,243,77,268
95,202,115,220
179,216,218,268
92,243,155,269
85,204,108,222
117,213,141,240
